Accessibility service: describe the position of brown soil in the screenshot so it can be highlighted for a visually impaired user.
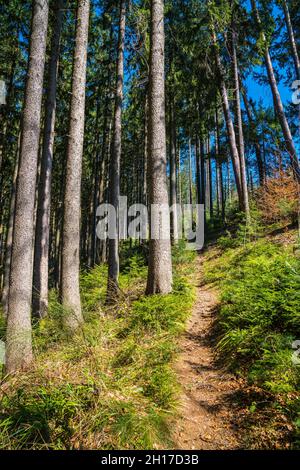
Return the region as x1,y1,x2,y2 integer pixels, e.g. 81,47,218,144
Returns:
172,260,243,450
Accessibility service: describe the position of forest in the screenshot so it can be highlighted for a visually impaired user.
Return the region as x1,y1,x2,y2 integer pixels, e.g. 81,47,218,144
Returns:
0,0,300,453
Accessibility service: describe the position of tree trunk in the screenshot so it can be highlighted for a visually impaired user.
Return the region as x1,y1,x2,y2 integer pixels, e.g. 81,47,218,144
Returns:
107,0,126,302
188,137,194,226
211,30,243,207
32,0,64,319
1,152,19,317
195,136,201,206
5,0,49,373
143,93,149,207
251,0,300,181
215,109,225,220
146,0,172,295
61,0,90,330
241,83,265,184
169,99,178,242
231,26,250,220
206,135,213,220
282,0,300,80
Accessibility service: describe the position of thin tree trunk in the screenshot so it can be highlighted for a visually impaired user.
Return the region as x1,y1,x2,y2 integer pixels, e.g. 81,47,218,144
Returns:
215,109,225,220
231,26,250,220
5,0,49,373
1,150,19,316
208,136,213,220
195,136,201,205
251,0,300,181
107,0,126,302
32,0,64,319
241,83,265,184
61,0,90,329
146,0,172,295
143,93,149,206
169,99,178,242
211,30,243,207
282,0,300,80
188,137,194,226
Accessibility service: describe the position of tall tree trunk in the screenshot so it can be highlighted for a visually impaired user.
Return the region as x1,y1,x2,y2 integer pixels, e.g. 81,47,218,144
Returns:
188,137,194,226
231,26,250,220
251,0,300,181
169,99,178,242
215,109,225,220
207,135,213,220
241,83,265,184
32,0,64,319
146,0,172,295
195,136,201,205
143,93,149,206
281,0,300,80
5,0,49,373
1,152,19,316
61,0,90,329
107,0,126,302
211,30,243,207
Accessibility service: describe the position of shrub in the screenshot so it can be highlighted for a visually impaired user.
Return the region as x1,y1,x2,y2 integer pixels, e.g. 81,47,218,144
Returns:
256,172,299,224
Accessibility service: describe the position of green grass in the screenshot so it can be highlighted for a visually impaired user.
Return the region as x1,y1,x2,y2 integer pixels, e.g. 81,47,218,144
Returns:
0,243,196,450
203,233,300,448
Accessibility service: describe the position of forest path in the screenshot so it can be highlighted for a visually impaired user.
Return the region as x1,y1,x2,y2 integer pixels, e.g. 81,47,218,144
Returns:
172,256,242,449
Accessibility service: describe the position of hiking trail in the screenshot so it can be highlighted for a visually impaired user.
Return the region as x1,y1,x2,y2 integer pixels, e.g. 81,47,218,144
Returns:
172,256,242,450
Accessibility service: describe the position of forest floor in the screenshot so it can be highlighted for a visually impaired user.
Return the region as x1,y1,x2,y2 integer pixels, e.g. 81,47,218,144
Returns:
172,255,243,450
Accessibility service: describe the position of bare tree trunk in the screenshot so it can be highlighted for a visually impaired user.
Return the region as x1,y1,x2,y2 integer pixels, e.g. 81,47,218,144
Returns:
206,135,213,220
5,0,49,373
188,137,194,225
211,30,243,207
61,0,90,330
146,0,172,295
1,152,19,316
32,0,64,319
143,93,149,206
195,136,201,205
251,0,300,181
215,109,225,220
241,83,265,184
107,0,126,302
231,26,250,220
169,99,178,242
282,0,300,80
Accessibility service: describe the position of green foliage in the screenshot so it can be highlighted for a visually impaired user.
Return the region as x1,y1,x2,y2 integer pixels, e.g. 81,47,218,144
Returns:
0,250,195,450
204,237,300,446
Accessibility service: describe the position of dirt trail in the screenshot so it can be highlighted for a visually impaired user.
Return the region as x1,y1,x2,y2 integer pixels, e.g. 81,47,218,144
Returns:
172,259,242,450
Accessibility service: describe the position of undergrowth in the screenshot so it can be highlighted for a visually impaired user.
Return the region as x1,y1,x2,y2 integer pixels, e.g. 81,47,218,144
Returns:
204,222,300,448
0,241,196,450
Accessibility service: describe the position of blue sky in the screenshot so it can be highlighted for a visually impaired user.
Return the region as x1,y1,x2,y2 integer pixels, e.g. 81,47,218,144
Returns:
244,0,292,108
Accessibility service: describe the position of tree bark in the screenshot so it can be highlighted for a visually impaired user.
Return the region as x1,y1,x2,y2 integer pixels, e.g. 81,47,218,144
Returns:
146,0,172,295
107,0,126,302
61,0,90,329
215,109,225,220
211,30,243,207
169,99,178,242
1,151,19,316
188,137,194,226
5,0,49,373
32,0,64,319
231,26,250,220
